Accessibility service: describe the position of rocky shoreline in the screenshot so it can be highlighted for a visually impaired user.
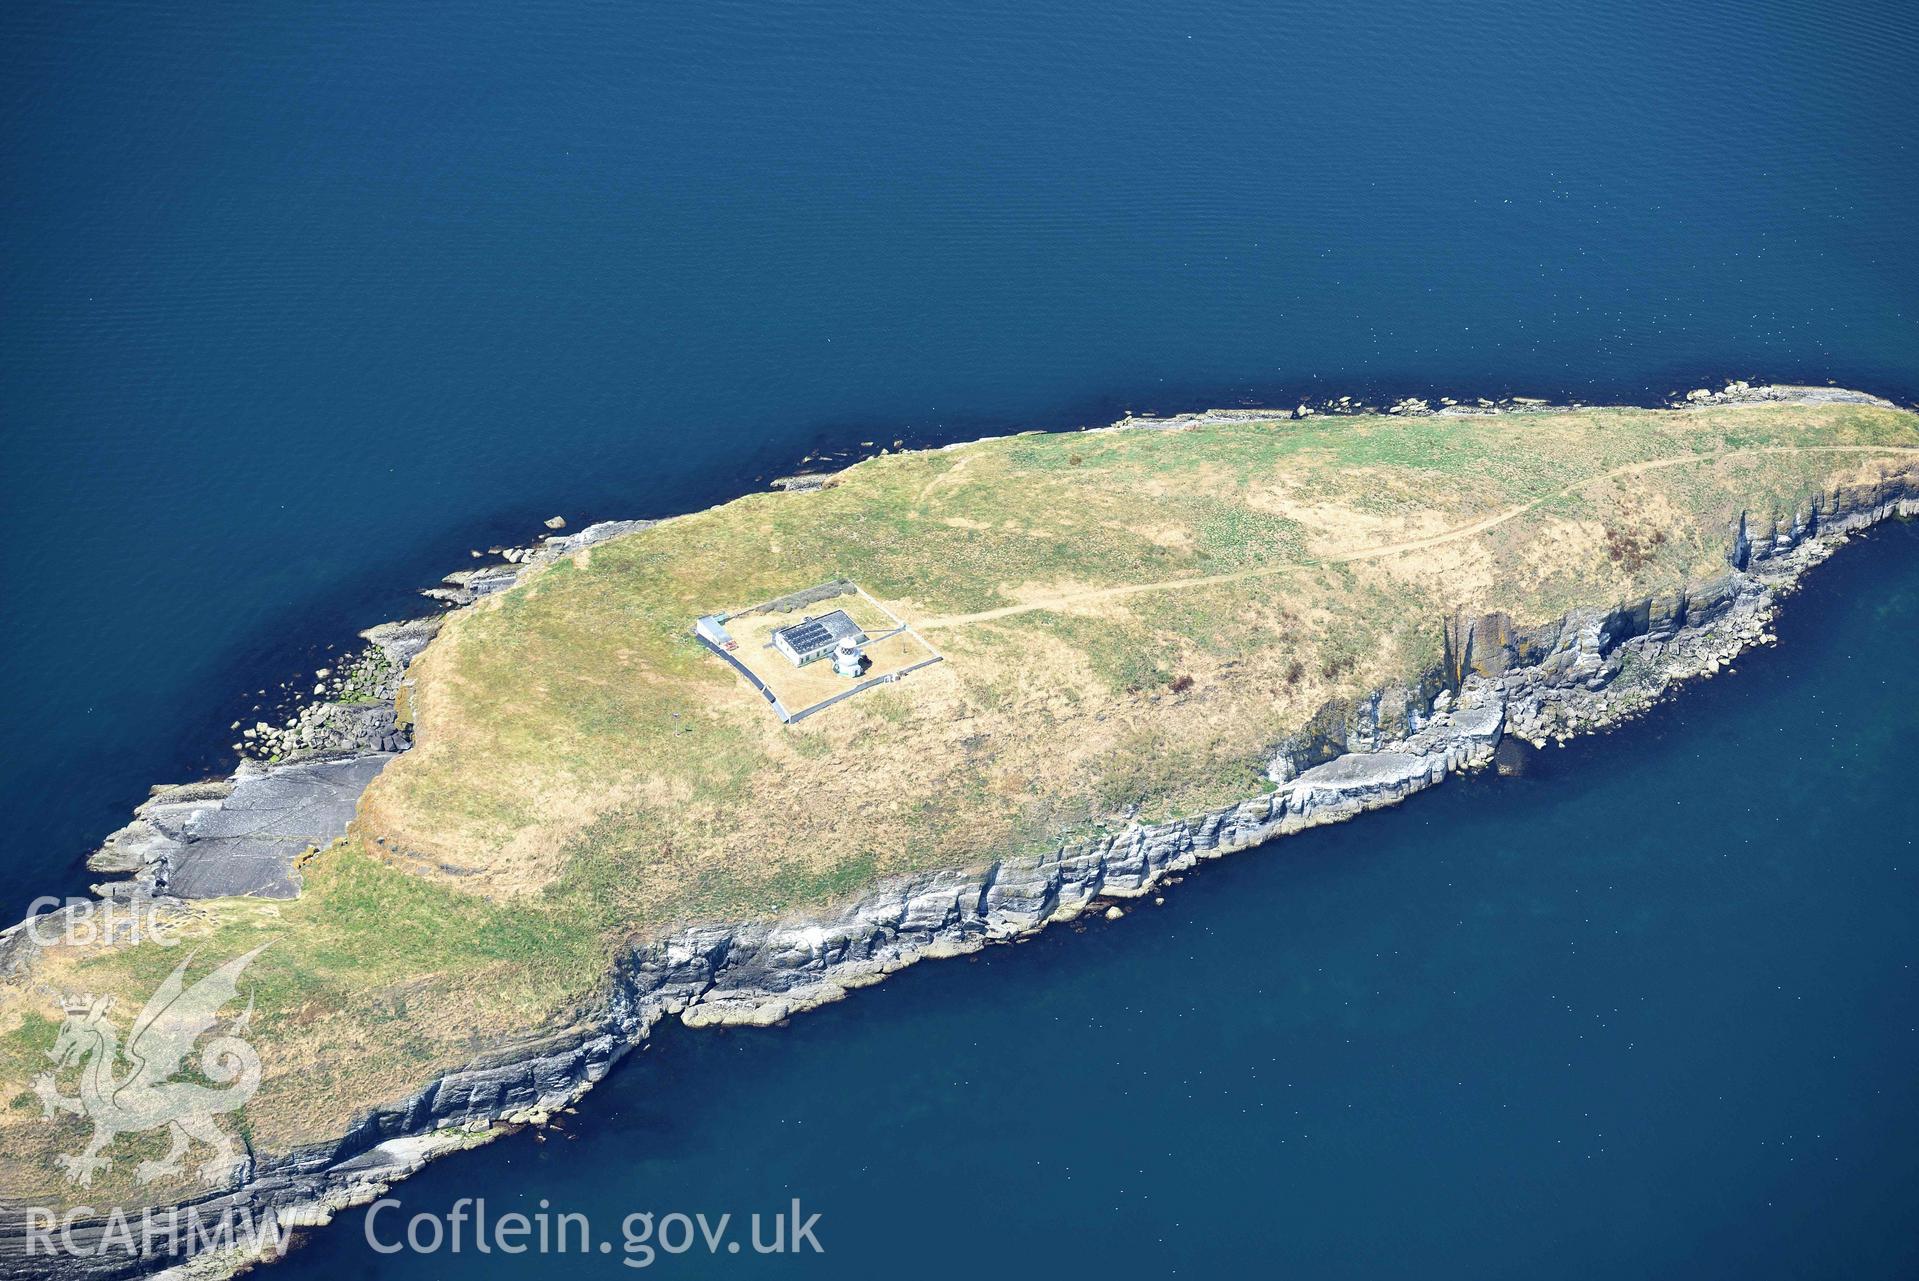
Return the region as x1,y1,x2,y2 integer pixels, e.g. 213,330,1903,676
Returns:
3,384,1914,1279
60,382,1900,911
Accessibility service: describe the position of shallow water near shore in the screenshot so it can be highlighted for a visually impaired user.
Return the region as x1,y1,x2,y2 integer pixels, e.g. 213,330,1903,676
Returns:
267,520,1919,1277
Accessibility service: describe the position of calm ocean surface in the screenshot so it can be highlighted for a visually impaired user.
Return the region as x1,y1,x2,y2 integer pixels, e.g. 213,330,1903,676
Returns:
2,0,1916,1275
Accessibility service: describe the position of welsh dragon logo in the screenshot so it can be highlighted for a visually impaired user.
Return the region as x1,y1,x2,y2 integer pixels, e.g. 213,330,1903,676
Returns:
32,945,268,1188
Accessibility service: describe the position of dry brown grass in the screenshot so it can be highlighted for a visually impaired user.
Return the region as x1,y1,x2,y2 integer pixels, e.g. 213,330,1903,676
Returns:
718,591,940,715
357,402,1919,923
7,400,1917,1198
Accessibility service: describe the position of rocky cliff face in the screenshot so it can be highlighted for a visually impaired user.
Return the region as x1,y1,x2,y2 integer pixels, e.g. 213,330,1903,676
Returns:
5,426,1915,1280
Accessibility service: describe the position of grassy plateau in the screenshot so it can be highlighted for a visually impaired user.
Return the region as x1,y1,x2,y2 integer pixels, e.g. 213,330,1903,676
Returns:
4,398,1918,1207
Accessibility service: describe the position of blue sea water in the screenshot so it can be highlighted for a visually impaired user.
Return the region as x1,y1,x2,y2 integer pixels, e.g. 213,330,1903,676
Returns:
273,521,1919,1279
1,0,1916,1275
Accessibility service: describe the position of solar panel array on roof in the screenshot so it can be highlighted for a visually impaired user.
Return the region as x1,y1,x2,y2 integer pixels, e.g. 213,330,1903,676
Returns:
771,608,868,667
778,620,832,654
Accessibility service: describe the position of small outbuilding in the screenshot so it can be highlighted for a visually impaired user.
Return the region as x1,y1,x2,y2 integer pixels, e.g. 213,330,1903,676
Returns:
694,614,737,650
771,609,868,668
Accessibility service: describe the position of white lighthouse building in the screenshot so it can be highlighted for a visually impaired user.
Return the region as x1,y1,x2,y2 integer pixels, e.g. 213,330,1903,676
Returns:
832,635,865,678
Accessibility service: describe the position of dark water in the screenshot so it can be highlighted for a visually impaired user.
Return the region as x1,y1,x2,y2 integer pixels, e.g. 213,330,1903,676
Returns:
2,0,1917,1275
277,521,1919,1279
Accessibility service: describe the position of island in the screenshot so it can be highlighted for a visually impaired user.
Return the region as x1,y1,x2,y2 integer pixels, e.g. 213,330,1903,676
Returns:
3,386,1916,1277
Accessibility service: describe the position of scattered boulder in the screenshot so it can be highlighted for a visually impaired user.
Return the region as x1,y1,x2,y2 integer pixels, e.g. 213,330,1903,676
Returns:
544,515,567,529
771,474,830,493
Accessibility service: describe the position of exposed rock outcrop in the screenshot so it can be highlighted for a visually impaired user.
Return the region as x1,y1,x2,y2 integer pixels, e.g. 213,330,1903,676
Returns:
5,389,1914,1279
424,519,655,606
1678,381,1894,409
76,622,434,901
